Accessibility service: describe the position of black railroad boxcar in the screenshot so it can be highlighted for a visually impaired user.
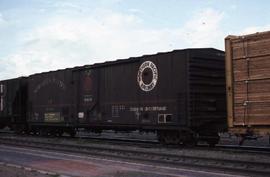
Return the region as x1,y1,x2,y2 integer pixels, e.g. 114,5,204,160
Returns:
0,77,27,131
27,68,76,136
74,48,227,145
17,48,226,145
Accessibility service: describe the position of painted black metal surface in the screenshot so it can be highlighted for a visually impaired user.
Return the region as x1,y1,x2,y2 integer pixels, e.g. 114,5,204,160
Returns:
27,69,75,126
73,48,226,134
0,77,27,128
0,48,227,137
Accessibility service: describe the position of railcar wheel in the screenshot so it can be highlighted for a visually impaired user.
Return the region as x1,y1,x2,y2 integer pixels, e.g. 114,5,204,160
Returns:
181,131,197,147
166,132,180,144
49,129,57,137
207,140,218,147
39,129,48,136
56,130,64,137
183,137,197,147
157,131,166,144
206,135,220,147
13,125,27,134
68,128,76,137
0,125,5,129
157,131,180,145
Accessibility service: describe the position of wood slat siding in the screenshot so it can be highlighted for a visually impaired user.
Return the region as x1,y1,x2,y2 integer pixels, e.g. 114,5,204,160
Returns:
225,31,270,135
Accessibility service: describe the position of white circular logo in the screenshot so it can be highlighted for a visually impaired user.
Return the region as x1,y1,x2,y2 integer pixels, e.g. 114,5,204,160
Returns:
137,61,158,92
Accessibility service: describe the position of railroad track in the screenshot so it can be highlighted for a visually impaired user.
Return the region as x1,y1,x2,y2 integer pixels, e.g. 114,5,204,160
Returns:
80,135,270,153
1,130,270,154
0,130,160,149
0,135,269,176
73,135,270,155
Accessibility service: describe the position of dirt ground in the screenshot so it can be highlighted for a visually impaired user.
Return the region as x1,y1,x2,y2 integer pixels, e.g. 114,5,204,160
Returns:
0,163,58,177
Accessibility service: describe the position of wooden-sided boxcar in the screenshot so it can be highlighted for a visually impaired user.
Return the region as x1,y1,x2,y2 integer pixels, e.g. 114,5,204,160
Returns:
225,31,270,142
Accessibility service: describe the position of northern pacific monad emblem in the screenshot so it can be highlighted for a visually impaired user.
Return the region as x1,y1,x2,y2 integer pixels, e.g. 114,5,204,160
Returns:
137,61,158,92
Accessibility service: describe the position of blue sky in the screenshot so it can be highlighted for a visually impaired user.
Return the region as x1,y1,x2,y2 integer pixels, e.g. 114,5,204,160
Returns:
0,0,270,79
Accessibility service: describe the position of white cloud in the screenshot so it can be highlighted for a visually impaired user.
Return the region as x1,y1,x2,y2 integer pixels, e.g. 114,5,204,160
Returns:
180,8,224,48
0,13,6,27
0,8,225,80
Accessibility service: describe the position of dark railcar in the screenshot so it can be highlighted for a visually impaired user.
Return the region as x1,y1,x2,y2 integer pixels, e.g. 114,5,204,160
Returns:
27,69,76,135
0,77,27,131
72,66,99,127
24,48,226,144
226,31,270,139
75,48,226,145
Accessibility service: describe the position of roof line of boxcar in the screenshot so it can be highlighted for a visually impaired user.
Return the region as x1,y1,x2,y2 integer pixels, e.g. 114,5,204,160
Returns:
30,47,222,75
76,47,223,70
3,48,222,78
0,76,27,82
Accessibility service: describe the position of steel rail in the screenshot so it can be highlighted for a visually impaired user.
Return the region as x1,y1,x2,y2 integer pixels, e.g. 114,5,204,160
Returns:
0,136,269,176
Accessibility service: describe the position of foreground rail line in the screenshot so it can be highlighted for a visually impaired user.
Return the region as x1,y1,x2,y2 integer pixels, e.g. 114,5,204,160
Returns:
2,130,270,153
0,135,269,176
1,130,270,157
